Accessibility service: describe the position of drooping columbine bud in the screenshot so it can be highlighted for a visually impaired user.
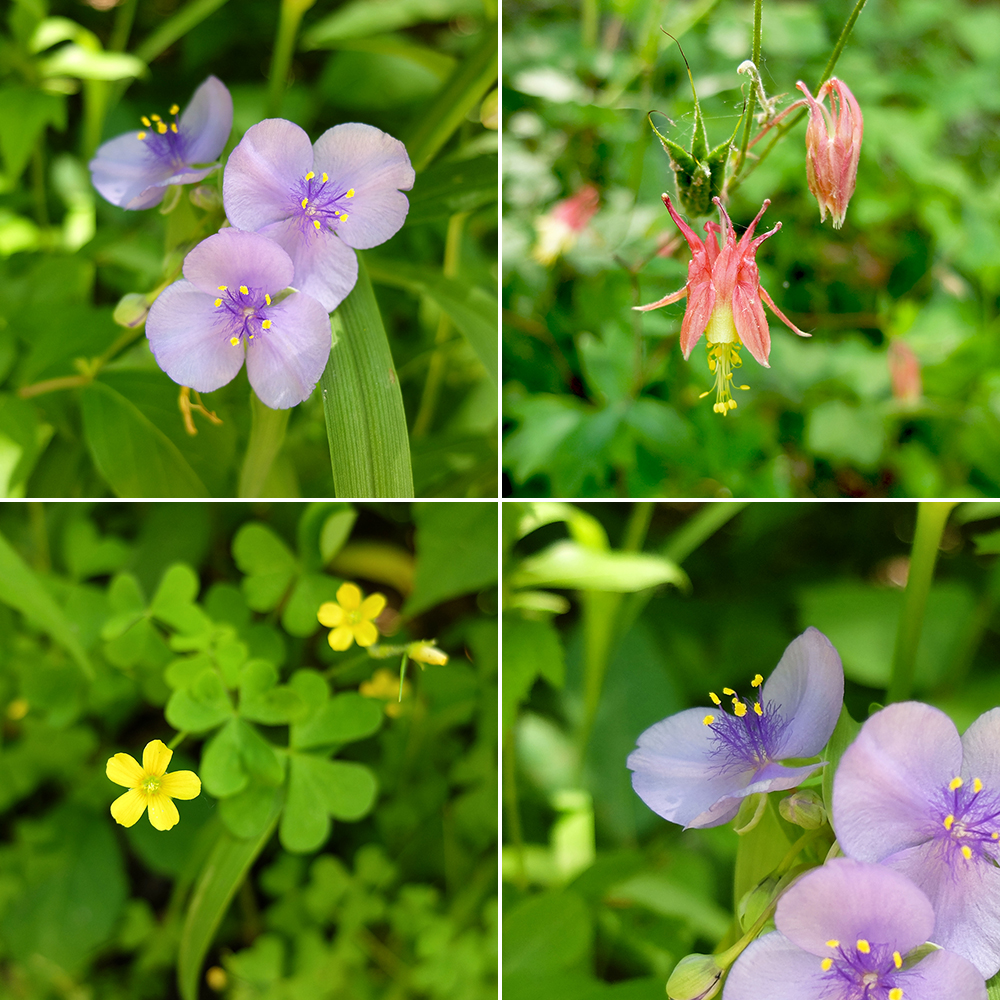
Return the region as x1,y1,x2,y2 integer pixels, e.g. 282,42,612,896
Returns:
779,787,826,829
666,953,725,1000
795,78,863,229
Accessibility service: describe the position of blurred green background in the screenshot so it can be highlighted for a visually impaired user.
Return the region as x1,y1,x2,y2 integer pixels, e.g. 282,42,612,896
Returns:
503,0,1000,497
502,500,1000,998
0,0,498,498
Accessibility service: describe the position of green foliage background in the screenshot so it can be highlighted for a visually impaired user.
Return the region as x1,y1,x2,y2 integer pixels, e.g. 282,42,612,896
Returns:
0,500,498,999
502,501,1000,998
0,0,498,498
503,0,1000,497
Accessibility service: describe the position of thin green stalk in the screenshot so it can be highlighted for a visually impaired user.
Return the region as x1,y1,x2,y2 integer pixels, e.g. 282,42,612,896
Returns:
30,140,48,228
818,0,870,89
663,500,748,564
887,502,957,704
108,0,139,51
238,393,290,497
503,728,527,891
267,0,317,118
622,501,654,552
581,0,598,48
733,0,762,177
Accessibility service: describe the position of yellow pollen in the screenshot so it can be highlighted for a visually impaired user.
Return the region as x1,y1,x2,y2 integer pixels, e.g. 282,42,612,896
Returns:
340,213,348,222
751,674,763,688
301,198,309,208
314,220,321,229
169,103,179,115
753,702,763,716
733,702,747,718
305,171,315,180
137,131,146,140
974,778,983,794
856,940,870,954
703,714,715,726
230,336,240,346
265,294,271,305
962,845,972,860
261,320,271,330
322,172,328,182
218,285,228,291
722,688,736,696
346,187,355,197
702,340,747,415
950,777,963,791
214,298,222,307
821,958,833,971
156,122,167,134
709,692,721,706
893,951,902,969
992,832,999,840
240,285,249,295
141,116,151,127
170,122,178,133
151,114,161,121
248,332,254,340
944,815,954,831
889,991,903,1000
825,940,840,949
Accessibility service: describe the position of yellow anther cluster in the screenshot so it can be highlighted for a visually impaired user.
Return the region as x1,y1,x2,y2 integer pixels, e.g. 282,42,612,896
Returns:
751,674,763,688
723,687,736,696
702,341,750,414
170,123,178,133
151,114,161,122
889,990,903,1000
753,702,763,717
346,187,355,198
214,298,222,307
240,285,249,295
825,940,840,948
301,197,309,208
961,845,972,860
313,220,322,230
305,171,315,181
856,940,870,954
974,778,983,794
709,691,721,706
950,777,964,791
944,814,954,831
137,131,147,140
265,294,271,305
218,285,228,291
703,714,715,726
142,116,151,127
157,122,167,134
820,958,833,971
992,832,999,840
230,336,240,346
893,951,902,969
261,320,272,330
733,701,747,718
322,172,329,182
170,103,180,115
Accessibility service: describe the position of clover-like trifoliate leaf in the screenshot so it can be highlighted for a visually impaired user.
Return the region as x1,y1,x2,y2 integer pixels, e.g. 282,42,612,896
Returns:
218,780,283,839
165,667,233,732
290,692,382,750
238,660,307,725
232,523,298,612
150,563,211,635
201,717,284,798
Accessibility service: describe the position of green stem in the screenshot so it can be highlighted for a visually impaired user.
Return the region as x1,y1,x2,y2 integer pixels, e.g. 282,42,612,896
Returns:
267,0,317,118
108,0,139,51
733,0,762,177
886,502,957,703
30,140,48,228
622,501,653,552
581,0,598,48
817,0,870,89
502,728,527,891
238,393,290,498
663,501,748,564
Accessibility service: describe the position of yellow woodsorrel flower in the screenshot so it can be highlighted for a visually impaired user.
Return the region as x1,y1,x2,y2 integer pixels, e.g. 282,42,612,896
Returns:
106,739,201,831
317,582,386,651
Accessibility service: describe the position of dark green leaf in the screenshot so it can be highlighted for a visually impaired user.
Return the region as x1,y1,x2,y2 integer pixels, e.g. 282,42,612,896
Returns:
407,154,498,224
290,692,383,749
231,522,298,612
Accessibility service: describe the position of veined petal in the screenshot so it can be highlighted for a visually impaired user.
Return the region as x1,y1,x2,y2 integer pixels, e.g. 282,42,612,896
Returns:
328,625,355,651
312,123,414,249
354,620,379,647
107,752,144,788
337,582,362,610
763,627,844,758
731,276,771,366
893,948,986,1000
360,593,386,619
147,793,181,831
661,194,705,255
317,601,345,627
633,286,687,312
223,118,314,232
678,278,715,359
179,75,233,165
959,707,1000,786
775,858,934,957
759,284,810,338
244,291,332,409
722,932,831,1000
143,739,173,776
159,769,202,800
182,229,294,297
146,280,246,394
89,131,172,209
110,788,148,827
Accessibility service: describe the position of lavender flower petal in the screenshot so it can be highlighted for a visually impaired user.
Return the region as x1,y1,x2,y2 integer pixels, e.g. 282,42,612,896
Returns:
960,707,1000,784
833,703,962,861
244,292,331,409
89,131,171,210
311,123,414,249
775,858,934,957
722,932,830,1000
762,627,844,758
223,119,313,232
177,75,233,164
182,228,294,296
146,280,245,392
893,949,987,1000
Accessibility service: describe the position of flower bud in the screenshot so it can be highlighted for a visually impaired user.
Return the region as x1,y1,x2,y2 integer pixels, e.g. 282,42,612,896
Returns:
888,340,922,402
737,875,780,932
113,292,150,328
796,78,863,229
189,184,222,210
666,953,725,1000
778,787,826,829
532,185,599,265
407,641,448,666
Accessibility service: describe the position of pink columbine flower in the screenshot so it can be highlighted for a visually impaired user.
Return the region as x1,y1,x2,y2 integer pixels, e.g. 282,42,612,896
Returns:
796,78,863,230
888,340,922,402
532,184,599,265
634,194,809,415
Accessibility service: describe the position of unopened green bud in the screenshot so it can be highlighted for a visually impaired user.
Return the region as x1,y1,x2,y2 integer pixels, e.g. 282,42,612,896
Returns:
666,953,724,1000
737,875,779,932
189,185,222,210
779,788,826,829
113,292,149,328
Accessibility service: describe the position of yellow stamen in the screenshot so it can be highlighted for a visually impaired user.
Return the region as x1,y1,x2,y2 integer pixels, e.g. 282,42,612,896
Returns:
214,298,222,307
992,832,999,840
141,116,151,127
248,333,254,340
962,845,972,860
137,131,146,140
825,940,840,948
709,692,721,706
218,285,228,291
230,336,240,346
703,715,715,726
313,220,321,229
261,320,271,330
240,285,249,295
893,951,902,969
820,958,833,971
856,940,870,954
305,171,315,180
722,688,736,696
751,674,763,688
753,702,763,717
340,213,348,222
733,702,747,718
169,104,179,115
156,122,167,134
265,294,271,305
944,815,954,831
950,777,963,791
974,778,983,794
301,198,309,208
150,114,161,121
702,339,747,415
346,187,355,197
322,172,328,182
171,123,178,133
889,991,903,1000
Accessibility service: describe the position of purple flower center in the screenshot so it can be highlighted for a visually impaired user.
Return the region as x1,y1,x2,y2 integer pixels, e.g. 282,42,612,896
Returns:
136,106,188,170
819,939,904,1000
702,676,789,774
293,171,355,236
213,283,273,348
931,776,1000,865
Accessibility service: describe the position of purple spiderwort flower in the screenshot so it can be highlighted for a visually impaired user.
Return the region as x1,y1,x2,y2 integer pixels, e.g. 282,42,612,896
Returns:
222,119,415,311
833,702,1000,978
89,76,233,210
627,628,843,829
145,229,331,410
723,858,986,1000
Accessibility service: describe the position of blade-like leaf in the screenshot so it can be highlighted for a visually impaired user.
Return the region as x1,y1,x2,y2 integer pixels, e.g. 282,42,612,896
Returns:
406,154,498,225
303,0,482,46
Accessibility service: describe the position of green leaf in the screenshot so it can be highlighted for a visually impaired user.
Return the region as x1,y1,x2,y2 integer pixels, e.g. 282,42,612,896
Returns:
405,501,498,615
303,0,483,44
238,660,307,725
510,540,687,593
81,380,208,498
231,522,298,611
39,44,146,81
218,781,282,839
281,573,343,637
150,563,210,634
954,502,1000,524
986,968,1000,1000
177,802,281,1000
290,692,383,750
607,873,730,940
165,668,233,732
0,528,92,678
367,259,497,384
0,392,52,498
0,87,66,181
502,890,592,977
200,719,247,797
733,796,792,906
502,615,565,730
320,508,357,564
321,256,413,497
972,528,1000,554
822,704,862,811
406,154,498,224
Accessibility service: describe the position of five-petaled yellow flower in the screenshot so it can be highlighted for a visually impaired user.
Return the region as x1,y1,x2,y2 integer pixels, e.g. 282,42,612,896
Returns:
106,739,201,831
317,582,386,651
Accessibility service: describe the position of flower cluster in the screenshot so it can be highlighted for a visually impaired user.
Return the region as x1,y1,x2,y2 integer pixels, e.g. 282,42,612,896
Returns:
629,629,996,1000
90,78,414,409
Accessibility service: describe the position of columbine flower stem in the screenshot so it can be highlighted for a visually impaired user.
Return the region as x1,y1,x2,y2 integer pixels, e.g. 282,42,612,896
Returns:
266,0,317,117
733,0,763,177
887,502,958,703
